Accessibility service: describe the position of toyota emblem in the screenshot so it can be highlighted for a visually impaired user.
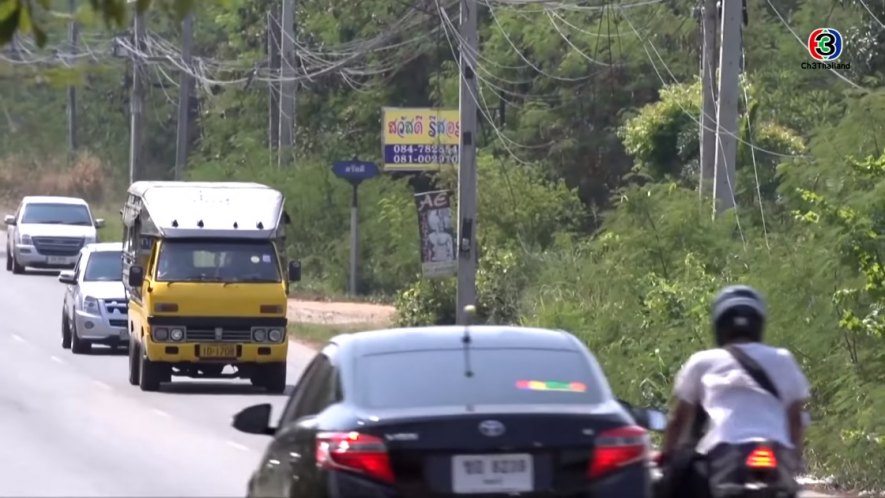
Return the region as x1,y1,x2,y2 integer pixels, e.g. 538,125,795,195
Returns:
478,420,506,437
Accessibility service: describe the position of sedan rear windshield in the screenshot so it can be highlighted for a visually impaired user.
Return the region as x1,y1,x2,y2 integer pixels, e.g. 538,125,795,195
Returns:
356,348,607,409
21,203,92,226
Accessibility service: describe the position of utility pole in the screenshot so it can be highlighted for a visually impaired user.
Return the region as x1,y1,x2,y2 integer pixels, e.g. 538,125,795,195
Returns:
267,9,280,151
278,0,295,167
698,0,717,200
455,0,478,325
128,0,145,184
66,0,78,160
712,0,740,217
174,12,193,180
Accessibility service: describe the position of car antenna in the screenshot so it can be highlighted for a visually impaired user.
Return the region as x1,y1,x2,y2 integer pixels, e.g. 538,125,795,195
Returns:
462,305,476,378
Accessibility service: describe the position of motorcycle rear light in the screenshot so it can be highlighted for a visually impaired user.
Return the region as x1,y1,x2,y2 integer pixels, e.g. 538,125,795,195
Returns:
316,431,395,484
746,447,777,468
588,425,650,479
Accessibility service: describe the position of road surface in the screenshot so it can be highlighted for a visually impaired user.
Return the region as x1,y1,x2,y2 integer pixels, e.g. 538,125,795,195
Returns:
0,233,834,497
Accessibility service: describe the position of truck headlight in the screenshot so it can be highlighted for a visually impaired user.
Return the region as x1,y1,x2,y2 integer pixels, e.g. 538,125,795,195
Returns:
20,234,31,244
82,296,100,314
252,328,267,342
268,328,283,342
170,328,184,341
152,327,169,341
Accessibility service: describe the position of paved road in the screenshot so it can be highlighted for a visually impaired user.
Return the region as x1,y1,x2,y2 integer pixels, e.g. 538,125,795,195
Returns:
0,233,834,497
0,233,317,496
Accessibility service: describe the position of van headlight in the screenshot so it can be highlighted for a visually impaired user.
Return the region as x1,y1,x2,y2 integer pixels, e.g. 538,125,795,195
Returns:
268,328,283,342
170,328,184,341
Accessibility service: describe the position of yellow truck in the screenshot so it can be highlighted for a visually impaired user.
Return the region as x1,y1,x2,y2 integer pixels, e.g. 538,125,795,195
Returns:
121,181,300,393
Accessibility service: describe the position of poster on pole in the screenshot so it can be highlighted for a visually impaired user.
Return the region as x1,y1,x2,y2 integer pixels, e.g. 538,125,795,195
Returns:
414,190,457,278
382,107,460,172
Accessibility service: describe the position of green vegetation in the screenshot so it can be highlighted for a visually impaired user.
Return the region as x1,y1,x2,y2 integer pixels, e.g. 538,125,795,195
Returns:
1,0,884,489
287,322,383,346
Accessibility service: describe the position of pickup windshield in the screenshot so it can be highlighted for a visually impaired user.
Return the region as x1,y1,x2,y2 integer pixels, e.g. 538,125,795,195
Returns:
155,240,281,283
84,251,123,282
21,203,92,226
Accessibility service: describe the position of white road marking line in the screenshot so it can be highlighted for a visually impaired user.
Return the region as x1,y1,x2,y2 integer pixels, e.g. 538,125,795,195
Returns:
226,440,249,452
11,333,26,343
151,408,171,418
92,380,113,390
50,355,65,364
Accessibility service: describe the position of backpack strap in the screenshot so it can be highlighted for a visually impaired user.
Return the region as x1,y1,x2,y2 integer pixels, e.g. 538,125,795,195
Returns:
724,345,781,400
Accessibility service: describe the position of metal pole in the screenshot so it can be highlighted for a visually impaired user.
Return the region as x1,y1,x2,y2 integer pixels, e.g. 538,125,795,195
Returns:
278,0,295,166
267,9,280,150
455,0,478,324
713,0,740,217
349,182,359,295
174,13,193,180
66,0,78,160
128,2,144,184
699,0,717,200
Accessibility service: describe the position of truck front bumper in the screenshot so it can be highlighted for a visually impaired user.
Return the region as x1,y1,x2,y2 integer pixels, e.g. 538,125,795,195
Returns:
143,340,288,363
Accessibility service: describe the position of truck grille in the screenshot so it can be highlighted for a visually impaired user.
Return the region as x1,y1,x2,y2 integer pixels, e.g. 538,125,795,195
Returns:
104,299,128,317
184,329,253,342
32,236,84,256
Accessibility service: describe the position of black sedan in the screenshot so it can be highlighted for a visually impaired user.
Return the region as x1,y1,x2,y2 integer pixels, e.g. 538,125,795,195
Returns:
232,325,665,498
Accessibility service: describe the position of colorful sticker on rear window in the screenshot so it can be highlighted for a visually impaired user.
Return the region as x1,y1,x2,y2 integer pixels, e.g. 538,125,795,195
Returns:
516,380,587,393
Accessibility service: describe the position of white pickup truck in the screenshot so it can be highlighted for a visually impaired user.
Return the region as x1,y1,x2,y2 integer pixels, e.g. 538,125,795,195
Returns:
5,196,104,274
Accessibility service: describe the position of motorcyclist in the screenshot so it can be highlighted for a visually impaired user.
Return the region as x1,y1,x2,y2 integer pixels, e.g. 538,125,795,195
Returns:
656,285,811,498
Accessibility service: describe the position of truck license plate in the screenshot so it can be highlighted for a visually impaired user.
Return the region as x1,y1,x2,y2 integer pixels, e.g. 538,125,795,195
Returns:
48,256,68,264
200,344,237,358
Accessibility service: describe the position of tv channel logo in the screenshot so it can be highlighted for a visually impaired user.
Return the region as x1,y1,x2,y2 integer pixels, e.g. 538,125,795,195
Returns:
807,28,843,61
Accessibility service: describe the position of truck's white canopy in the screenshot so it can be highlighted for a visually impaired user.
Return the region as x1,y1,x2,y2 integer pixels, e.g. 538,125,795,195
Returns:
126,181,286,239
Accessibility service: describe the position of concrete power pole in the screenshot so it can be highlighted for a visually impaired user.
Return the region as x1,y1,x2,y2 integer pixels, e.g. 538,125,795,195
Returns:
128,1,145,185
712,0,740,217
455,0,479,325
174,13,193,180
278,0,295,167
66,0,78,160
267,10,280,151
699,0,717,200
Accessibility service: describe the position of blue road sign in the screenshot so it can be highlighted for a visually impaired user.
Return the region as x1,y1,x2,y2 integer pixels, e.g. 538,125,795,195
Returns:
332,160,380,182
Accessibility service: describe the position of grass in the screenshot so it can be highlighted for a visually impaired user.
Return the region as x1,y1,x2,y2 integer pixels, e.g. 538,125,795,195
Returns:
94,205,123,242
288,321,384,347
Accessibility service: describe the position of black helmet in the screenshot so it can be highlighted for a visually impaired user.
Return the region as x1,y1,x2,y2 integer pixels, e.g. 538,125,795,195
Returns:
711,285,767,346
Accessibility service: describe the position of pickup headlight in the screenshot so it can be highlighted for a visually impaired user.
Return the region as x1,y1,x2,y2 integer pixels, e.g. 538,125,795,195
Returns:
19,233,31,244
82,296,100,314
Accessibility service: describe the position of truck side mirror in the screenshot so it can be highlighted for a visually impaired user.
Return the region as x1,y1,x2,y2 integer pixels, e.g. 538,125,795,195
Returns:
3,214,15,225
129,265,144,287
94,218,106,228
288,260,301,282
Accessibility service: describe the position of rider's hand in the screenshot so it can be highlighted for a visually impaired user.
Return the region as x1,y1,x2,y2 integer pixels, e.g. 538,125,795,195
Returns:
650,450,666,466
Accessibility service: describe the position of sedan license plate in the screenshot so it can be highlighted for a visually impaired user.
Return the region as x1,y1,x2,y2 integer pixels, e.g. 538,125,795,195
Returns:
48,256,69,265
451,454,533,494
200,344,237,358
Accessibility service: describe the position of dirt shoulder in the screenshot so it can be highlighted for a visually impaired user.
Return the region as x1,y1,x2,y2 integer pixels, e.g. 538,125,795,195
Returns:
286,298,396,326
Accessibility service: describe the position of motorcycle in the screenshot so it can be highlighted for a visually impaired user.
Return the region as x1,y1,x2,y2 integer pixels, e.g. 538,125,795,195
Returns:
631,406,799,498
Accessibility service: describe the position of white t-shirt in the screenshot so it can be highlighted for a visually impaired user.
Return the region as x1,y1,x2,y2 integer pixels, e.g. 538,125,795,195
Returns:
674,343,811,454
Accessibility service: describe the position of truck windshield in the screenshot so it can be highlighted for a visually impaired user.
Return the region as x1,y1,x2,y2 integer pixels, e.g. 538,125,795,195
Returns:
84,251,123,281
155,240,281,283
21,203,92,226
